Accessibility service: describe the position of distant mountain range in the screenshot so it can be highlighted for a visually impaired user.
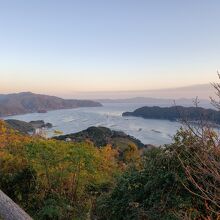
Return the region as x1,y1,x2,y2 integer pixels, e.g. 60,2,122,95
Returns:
71,84,214,99
0,92,102,117
123,106,220,124
98,97,213,108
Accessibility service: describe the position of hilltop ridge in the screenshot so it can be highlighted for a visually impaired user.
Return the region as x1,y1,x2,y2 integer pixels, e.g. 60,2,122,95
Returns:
0,92,102,117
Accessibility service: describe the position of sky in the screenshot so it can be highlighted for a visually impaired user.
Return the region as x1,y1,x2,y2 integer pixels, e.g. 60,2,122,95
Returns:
0,0,219,97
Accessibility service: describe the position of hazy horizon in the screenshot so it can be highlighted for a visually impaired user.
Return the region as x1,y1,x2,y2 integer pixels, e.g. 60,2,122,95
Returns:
0,83,214,100
1,0,219,95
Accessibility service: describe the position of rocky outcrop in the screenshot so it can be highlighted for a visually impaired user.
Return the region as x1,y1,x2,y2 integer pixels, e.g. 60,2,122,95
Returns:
0,190,32,220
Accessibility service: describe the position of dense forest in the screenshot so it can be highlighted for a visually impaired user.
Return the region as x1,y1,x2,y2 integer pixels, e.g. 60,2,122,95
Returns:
0,116,220,219
123,105,220,124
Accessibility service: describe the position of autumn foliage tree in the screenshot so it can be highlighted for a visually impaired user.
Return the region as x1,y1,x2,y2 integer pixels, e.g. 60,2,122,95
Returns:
0,120,122,219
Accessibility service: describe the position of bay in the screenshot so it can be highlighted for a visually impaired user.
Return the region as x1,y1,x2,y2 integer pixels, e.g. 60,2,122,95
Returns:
4,103,181,146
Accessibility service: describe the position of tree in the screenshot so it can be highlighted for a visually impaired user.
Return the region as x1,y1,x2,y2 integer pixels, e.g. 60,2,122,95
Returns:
0,121,33,220
174,76,220,218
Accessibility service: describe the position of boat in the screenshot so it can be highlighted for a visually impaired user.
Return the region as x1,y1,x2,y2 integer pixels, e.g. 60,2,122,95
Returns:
151,129,161,134
37,109,47,113
53,130,63,135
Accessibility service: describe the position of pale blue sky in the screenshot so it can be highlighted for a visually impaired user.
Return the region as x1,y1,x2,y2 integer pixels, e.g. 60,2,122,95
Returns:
0,0,219,95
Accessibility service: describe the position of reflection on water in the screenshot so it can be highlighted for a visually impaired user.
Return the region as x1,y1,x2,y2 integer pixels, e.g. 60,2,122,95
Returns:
4,103,181,146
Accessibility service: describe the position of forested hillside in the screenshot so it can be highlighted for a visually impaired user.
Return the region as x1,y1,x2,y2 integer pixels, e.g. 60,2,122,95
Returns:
0,92,102,117
0,120,141,219
123,105,220,124
0,117,219,219
54,126,145,148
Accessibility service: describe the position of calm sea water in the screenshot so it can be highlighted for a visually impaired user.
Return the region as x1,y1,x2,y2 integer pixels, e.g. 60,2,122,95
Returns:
4,103,181,146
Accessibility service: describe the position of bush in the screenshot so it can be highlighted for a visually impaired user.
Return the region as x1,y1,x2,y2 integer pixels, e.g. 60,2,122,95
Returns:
96,128,220,219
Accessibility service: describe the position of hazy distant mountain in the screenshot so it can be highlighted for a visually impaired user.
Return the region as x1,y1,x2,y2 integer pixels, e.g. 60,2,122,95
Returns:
151,84,214,99
97,97,213,108
0,92,102,117
69,83,214,100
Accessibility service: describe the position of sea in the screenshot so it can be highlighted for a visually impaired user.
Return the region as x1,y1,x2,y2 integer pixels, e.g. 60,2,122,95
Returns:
4,103,181,146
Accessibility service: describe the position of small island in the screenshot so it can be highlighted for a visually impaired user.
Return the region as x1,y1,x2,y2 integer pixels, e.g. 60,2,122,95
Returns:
122,105,220,124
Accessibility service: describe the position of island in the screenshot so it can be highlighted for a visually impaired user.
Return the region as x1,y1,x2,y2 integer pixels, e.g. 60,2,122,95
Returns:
122,105,220,124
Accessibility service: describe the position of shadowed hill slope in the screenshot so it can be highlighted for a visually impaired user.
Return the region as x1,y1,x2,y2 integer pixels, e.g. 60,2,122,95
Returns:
0,92,102,117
